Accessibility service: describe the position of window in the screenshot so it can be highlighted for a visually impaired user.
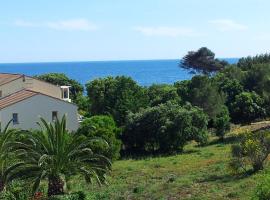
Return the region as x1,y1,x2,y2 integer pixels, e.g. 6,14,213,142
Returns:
52,111,58,121
12,113,19,124
63,89,68,99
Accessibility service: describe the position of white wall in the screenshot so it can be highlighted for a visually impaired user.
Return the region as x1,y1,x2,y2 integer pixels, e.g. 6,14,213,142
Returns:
0,94,78,131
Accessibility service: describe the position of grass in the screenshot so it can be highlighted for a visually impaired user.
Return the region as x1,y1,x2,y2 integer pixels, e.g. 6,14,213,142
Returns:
70,133,269,199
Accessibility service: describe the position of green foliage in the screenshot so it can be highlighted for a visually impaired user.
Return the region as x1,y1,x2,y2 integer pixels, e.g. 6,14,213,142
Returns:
229,131,270,173
12,116,111,196
230,92,266,124
86,76,149,126
243,63,270,117
238,53,270,70
3,180,34,200
174,80,190,102
253,174,270,200
35,73,84,106
77,115,122,160
0,191,15,200
147,84,181,106
0,180,41,200
217,65,245,82
213,106,230,139
175,75,225,120
181,47,228,74
122,102,208,155
216,76,244,105
75,95,89,114
244,64,270,99
48,191,85,200
0,121,23,192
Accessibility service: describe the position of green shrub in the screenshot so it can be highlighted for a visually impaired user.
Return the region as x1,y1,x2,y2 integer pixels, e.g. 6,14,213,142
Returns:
77,115,122,160
253,174,270,200
147,84,181,106
49,192,85,200
213,106,230,140
230,92,266,124
122,102,208,155
5,180,33,200
175,75,225,120
0,191,16,200
0,180,40,200
229,131,270,173
86,76,149,126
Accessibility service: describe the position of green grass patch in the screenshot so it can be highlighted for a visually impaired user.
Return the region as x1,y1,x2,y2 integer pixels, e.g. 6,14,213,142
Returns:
70,137,266,200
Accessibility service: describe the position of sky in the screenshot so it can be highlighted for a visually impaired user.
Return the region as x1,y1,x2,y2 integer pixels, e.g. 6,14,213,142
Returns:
0,0,270,63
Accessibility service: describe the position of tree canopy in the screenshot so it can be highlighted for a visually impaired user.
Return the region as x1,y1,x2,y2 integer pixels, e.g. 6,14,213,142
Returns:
175,75,225,120
237,53,270,70
77,115,122,160
122,102,208,155
147,84,181,106
180,47,228,74
86,76,149,126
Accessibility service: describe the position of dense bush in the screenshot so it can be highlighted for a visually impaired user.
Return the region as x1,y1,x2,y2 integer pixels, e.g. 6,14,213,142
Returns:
217,65,245,82
238,53,270,70
230,92,266,124
217,77,244,107
77,115,122,160
229,131,270,173
0,191,15,200
147,84,181,106
0,180,36,200
122,102,208,155
213,106,230,140
175,75,225,120
86,76,149,126
244,64,270,97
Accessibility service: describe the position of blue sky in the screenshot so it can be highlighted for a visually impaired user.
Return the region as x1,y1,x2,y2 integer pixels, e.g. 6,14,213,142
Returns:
0,0,269,62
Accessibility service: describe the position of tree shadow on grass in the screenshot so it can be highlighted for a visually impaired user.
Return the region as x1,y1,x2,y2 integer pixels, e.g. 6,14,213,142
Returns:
207,135,240,146
120,149,200,160
182,149,201,155
196,170,254,184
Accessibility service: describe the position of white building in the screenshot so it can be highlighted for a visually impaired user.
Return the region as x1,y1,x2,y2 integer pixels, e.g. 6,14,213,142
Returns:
0,73,78,131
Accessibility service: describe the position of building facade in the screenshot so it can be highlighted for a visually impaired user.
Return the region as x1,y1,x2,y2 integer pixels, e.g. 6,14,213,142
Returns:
0,73,78,131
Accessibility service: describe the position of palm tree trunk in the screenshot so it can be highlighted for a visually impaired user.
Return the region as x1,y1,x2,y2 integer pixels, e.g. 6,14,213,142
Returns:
48,175,64,196
0,179,5,192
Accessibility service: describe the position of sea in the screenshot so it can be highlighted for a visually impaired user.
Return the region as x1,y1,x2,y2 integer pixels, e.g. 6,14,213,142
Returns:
0,59,238,86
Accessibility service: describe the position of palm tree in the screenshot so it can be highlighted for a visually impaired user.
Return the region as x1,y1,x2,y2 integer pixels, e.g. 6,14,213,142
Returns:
0,121,23,191
13,115,111,196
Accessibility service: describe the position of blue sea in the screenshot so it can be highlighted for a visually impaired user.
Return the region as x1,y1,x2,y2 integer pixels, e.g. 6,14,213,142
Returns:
0,59,238,86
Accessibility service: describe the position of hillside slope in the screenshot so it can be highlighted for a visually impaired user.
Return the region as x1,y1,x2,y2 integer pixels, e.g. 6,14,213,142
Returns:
70,132,268,200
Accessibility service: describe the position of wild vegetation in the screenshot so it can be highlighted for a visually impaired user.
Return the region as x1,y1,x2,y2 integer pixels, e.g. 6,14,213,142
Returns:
3,49,270,199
